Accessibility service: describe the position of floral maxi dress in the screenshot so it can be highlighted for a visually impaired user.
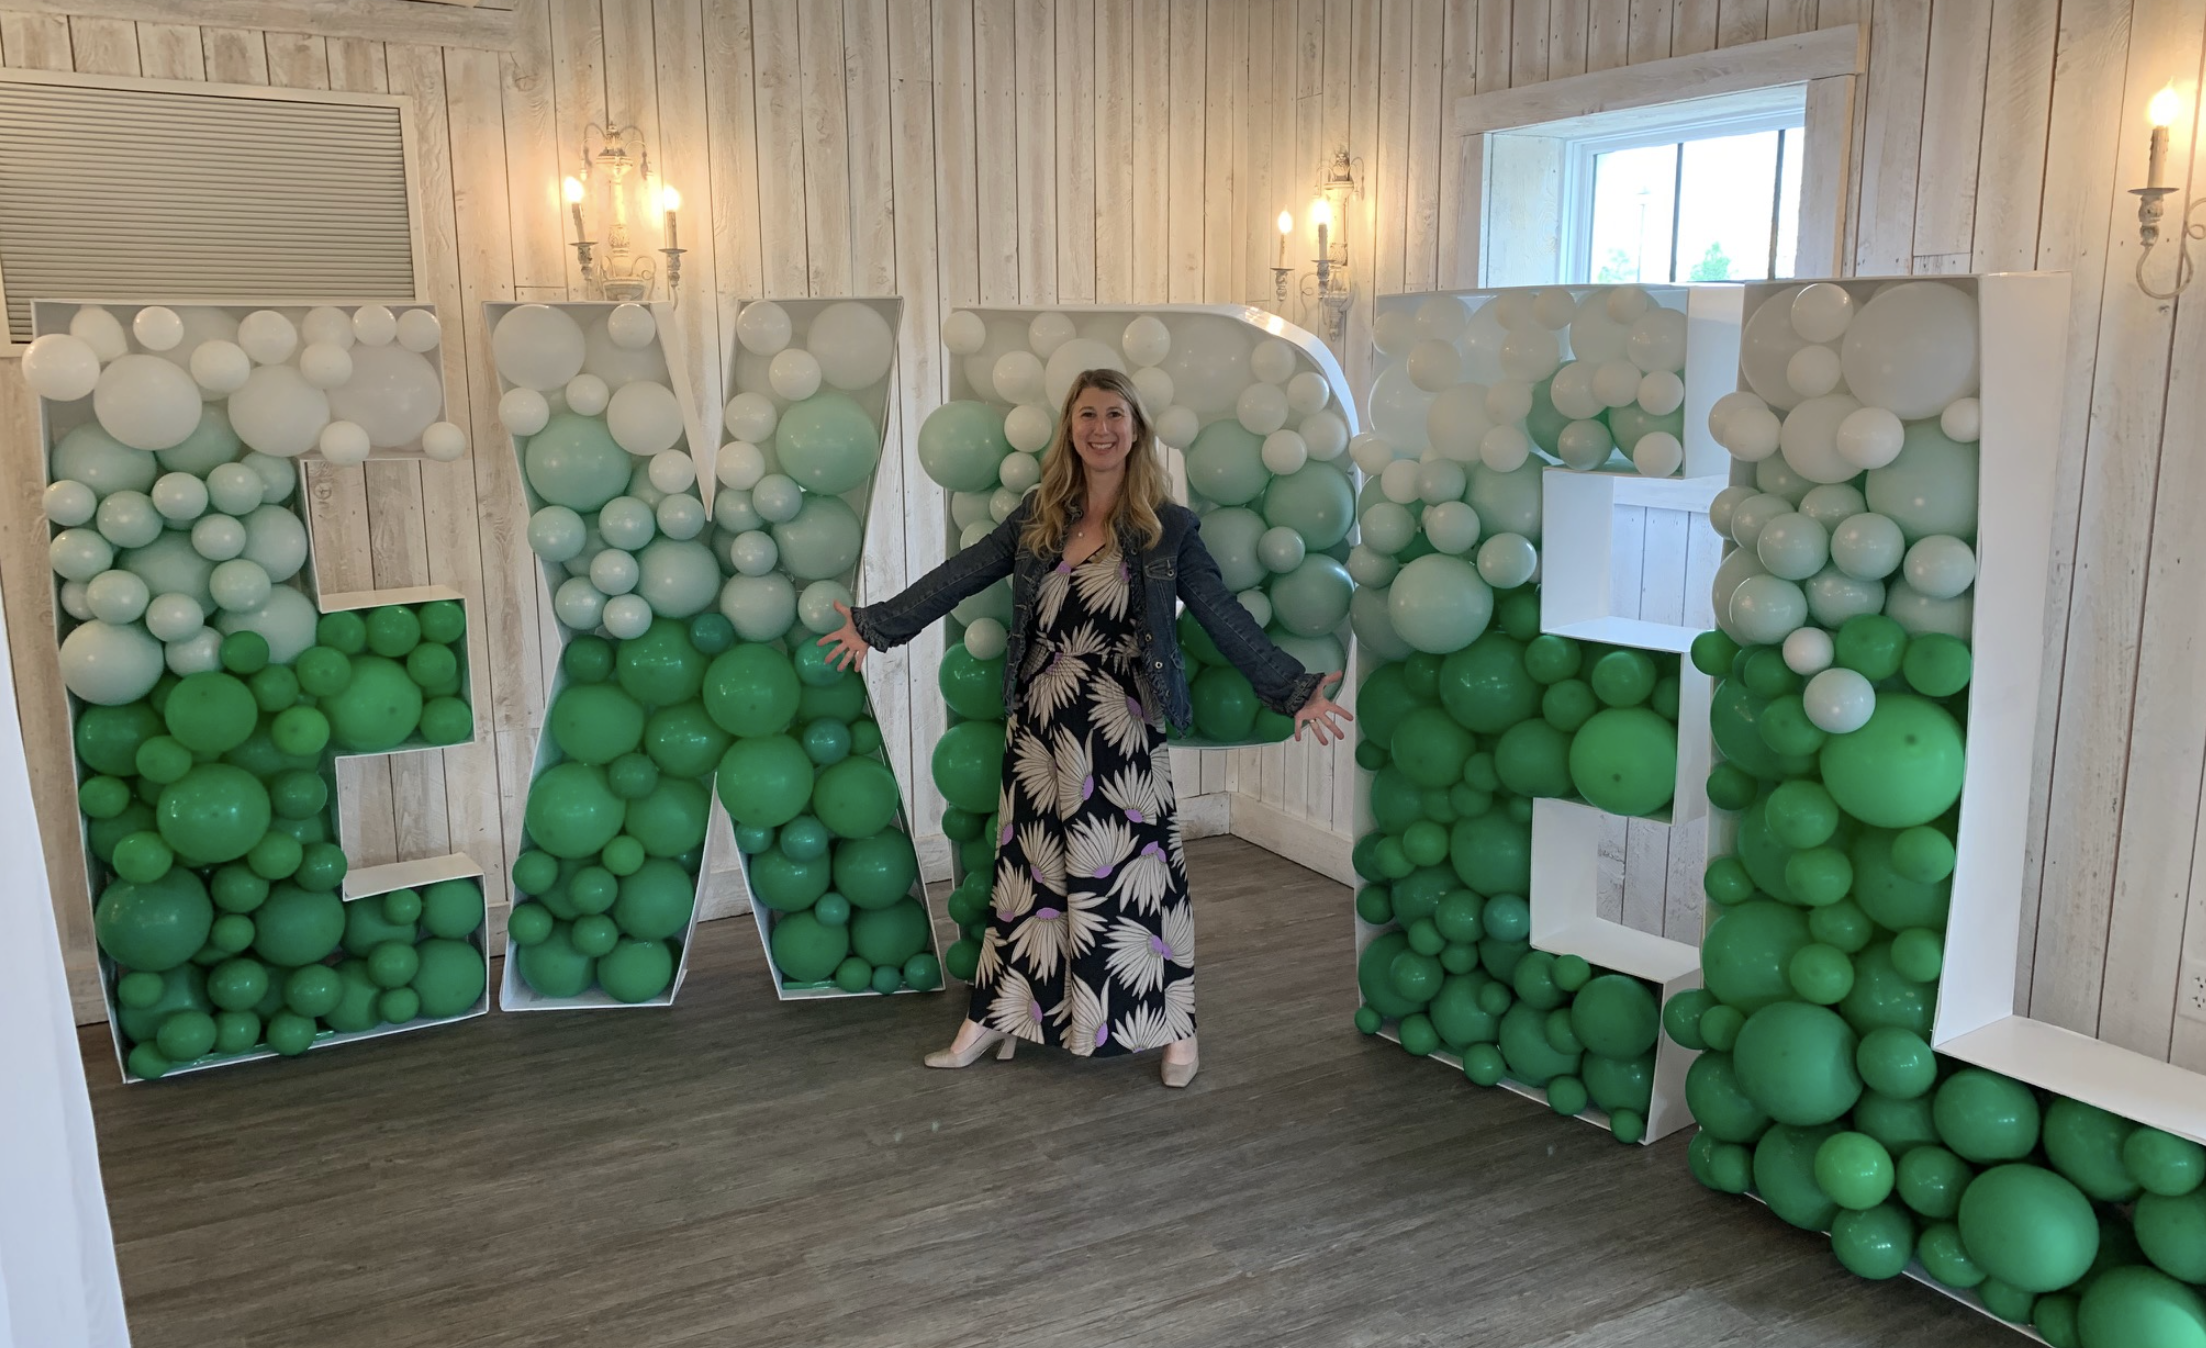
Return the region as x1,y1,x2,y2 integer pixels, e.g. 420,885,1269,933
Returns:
972,546,1194,1056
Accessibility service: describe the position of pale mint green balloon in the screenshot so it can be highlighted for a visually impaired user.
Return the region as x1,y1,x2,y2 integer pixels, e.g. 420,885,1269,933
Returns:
1466,461,1543,544
241,505,308,583
205,462,265,516
215,585,318,662
1186,419,1268,506
656,493,706,541
1359,501,1416,556
554,576,607,630
729,531,779,576
1754,453,1812,504
1388,555,1493,654
191,515,247,562
524,412,631,511
917,400,1011,492
151,472,208,523
1270,555,1354,638
602,593,654,640
623,460,666,510
1800,483,1867,528
59,620,164,705
719,572,797,642
1866,421,1978,544
209,558,271,612
94,491,163,549
1756,512,1830,581
1804,667,1876,734
771,494,862,582
953,577,1012,628
1902,534,1976,599
1883,577,1973,638
753,475,803,523
144,593,205,643
635,538,719,618
241,452,297,505
85,570,149,625
597,496,657,550
1351,586,1414,662
1261,461,1356,549
1198,507,1268,592
800,580,852,634
1729,493,1794,550
1476,533,1537,589
588,549,638,595
1830,512,1905,580
45,480,95,528
49,528,114,582
563,529,604,578
528,505,587,562
714,488,763,534
1268,628,1345,675
1424,501,1482,555
1258,526,1306,574
51,424,156,498
166,628,224,677
1728,574,1808,644
777,391,880,496
153,404,242,476
1806,567,1887,628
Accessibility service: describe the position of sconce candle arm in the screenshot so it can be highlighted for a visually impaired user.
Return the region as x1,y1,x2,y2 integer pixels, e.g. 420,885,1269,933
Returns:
2133,185,2206,301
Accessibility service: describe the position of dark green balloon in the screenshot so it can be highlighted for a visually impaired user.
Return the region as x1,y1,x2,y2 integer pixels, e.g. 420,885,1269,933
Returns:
717,735,816,829
625,777,710,856
1830,1201,1914,1279
251,884,344,966
617,618,709,706
1754,1121,1843,1231
550,682,645,764
598,938,676,1003
525,762,627,858
1392,705,1475,788
1701,899,1811,1014
852,898,930,968
1958,1164,2098,1293
939,644,1008,720
411,938,486,1017
1897,1144,1974,1220
834,829,919,909
1568,707,1676,816
612,858,695,941
813,756,901,838
1934,1068,2042,1163
747,847,831,913
1449,810,1530,895
422,878,484,939
1497,1000,1579,1086
516,922,595,996
930,720,1005,815
703,643,800,737
1437,635,1539,733
155,763,270,865
770,910,850,983
163,672,259,754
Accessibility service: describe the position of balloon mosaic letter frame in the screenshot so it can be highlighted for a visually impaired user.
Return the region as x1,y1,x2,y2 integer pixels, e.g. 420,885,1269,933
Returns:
718,297,947,1002
28,300,490,1081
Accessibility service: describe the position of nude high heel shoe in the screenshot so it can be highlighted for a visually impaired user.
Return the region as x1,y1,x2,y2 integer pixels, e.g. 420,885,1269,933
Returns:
1160,1041,1199,1088
924,1029,1018,1069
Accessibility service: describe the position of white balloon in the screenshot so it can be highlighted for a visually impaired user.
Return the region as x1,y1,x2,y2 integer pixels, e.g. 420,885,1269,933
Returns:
564,373,611,417
235,310,299,366
69,306,129,362
964,617,1008,660
1380,458,1423,504
1373,309,1421,357
1499,327,1562,382
1903,534,1977,599
318,420,372,466
989,487,1023,522
352,304,398,346
21,334,101,401
397,308,443,353
1261,429,1308,475
1349,432,1398,477
725,391,779,442
1486,380,1535,424
1407,339,1462,393
189,340,251,396
132,306,183,352
998,450,1042,493
608,381,685,456
299,306,354,350
1005,404,1054,453
1480,425,1532,472
93,354,205,451
298,341,353,390
1043,337,1126,406
165,627,226,678
1476,533,1537,588
1782,626,1835,676
1531,287,1578,331
1786,344,1843,399
421,421,469,462
1835,406,1906,471
1803,667,1876,734
1156,315,1253,414
1940,397,1983,443
1740,286,1811,410
1130,365,1174,415
1251,338,1299,385
1417,294,1471,338
1426,384,1494,463
1840,281,1980,419
1027,311,1076,358
328,344,443,448
1237,382,1289,435
769,347,823,401
1300,410,1349,461
1550,363,1605,421
1632,431,1684,478
606,303,657,350
1626,307,1688,374
1121,315,1171,367
1460,304,1510,383
1607,285,1654,324
1637,370,1686,417
1287,371,1331,414
499,387,552,436
717,440,768,491
1593,360,1643,408
1791,283,1856,343
492,304,586,389
993,350,1045,403
1569,293,1630,363
809,301,896,389
738,300,794,355
1155,406,1199,450
1778,393,1865,484
1557,419,1615,471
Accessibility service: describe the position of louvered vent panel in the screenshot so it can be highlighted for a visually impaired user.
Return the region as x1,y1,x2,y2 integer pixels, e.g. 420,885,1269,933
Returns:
0,78,415,343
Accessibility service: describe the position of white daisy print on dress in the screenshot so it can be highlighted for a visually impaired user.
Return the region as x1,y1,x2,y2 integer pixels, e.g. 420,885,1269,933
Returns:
1160,975,1196,1043
1100,765,1165,826
1026,647,1087,724
1037,561,1073,631
1013,731,1055,812
1062,886,1109,959
1161,901,1194,968
1015,820,1067,896
974,925,1006,988
1051,730,1095,819
986,968,1048,1043
1112,1003,1175,1053
1054,976,1111,1058
991,858,1036,921
1149,739,1177,807
1090,681,1150,758
1068,814,1135,886
1074,552,1132,621
1103,914,1172,997
1009,904,1071,978
1110,838,1174,915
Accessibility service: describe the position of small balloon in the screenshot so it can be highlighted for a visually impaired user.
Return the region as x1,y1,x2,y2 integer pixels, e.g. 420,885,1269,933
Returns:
22,333,102,400
421,421,468,462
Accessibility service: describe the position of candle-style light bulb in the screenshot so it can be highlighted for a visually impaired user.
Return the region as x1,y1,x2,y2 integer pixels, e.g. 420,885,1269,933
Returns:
2151,85,2183,128
1276,210,1292,266
2148,87,2181,189
661,184,681,254
563,175,585,204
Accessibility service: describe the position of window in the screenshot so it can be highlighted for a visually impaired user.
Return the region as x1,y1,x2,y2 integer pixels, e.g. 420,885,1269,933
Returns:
1484,86,1808,289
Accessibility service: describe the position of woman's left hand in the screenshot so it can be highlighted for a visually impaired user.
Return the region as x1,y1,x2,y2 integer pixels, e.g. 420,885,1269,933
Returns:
1293,673,1354,746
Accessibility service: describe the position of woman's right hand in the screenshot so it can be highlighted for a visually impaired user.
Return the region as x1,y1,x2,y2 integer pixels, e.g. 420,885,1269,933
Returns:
818,601,871,671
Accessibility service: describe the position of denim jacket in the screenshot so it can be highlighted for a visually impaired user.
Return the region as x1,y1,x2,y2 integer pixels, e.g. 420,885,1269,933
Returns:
850,498,1325,734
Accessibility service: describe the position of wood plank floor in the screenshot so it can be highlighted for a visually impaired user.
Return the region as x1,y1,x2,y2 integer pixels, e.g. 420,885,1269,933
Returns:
82,836,2018,1348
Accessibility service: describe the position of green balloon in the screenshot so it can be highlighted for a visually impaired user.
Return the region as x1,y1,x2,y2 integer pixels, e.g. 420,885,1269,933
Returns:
2077,1266,2206,1348
550,682,646,764
1934,1068,2042,1163
94,870,213,973
716,735,816,829
251,885,344,966
525,412,632,511
1701,899,1811,1014
641,701,732,779
776,391,880,495
365,605,422,659
322,960,383,1033
411,938,486,1017
1830,1201,1915,1280
1815,1130,1897,1209
1689,1132,1754,1193
1856,1088,1941,1156
1754,1122,1843,1231
1903,631,1973,697
1190,666,1260,741
1732,1000,1862,1125
1898,1144,1975,1220
1186,419,1268,505
264,1009,317,1056
1437,634,1539,733
1788,942,1854,1003
1838,941,1935,1039
1389,948,1443,1005
1569,975,1660,1059
1388,705,1472,788
1856,1026,1937,1099
320,654,424,753
77,701,162,776
1708,680,1811,781
1427,974,1499,1047
916,401,1011,492
1271,555,1355,639
770,494,863,582
2125,1127,2206,1197
611,858,695,940
516,922,596,997
625,777,709,855
212,1009,262,1054
154,1008,218,1063
206,957,269,1012
155,764,270,865
1819,693,1965,828
1850,827,1952,930
525,762,627,858
422,879,483,939
1449,810,1530,895
1958,1164,2098,1293
834,830,919,909
163,672,259,754
771,910,851,983
702,644,800,738
1493,719,1571,798
939,645,1008,720
1356,931,1424,1019
1567,707,1676,816
1497,1000,1580,1086
811,757,899,839
281,963,343,1017
1262,461,1356,549
598,938,675,1003
367,941,421,990
615,618,707,706
931,720,1006,815
852,898,930,967
904,952,943,992
342,894,416,957
1917,1221,1986,1289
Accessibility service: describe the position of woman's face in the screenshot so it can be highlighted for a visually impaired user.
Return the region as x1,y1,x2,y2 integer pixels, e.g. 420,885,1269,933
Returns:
1070,387,1136,477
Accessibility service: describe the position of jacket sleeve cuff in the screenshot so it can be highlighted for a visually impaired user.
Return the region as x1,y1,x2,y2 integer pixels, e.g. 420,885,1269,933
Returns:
1268,669,1326,718
849,603,895,652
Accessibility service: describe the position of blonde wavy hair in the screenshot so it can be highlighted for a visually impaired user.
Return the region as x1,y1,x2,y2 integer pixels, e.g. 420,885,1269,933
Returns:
1019,366,1168,557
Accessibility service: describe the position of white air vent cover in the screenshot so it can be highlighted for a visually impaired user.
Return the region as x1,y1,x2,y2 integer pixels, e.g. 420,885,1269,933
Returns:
0,72,417,344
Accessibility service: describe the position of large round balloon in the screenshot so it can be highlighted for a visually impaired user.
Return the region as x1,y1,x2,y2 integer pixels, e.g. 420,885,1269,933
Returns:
1262,461,1356,550
1818,693,1964,828
776,391,881,495
1732,1000,1863,1125
1841,281,1980,419
1957,1164,2099,1293
94,870,213,972
703,643,800,737
813,757,900,838
808,300,897,390
1568,707,1676,817
932,720,1006,814
523,762,626,858
917,401,1012,492
770,494,863,581
156,764,270,865
1865,421,1979,544
525,413,632,511
492,304,588,389
327,343,443,448
1186,419,1269,506
716,735,816,828
1388,555,1492,654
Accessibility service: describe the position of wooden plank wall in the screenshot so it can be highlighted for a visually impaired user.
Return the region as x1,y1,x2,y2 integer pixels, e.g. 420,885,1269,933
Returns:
5,0,2206,1073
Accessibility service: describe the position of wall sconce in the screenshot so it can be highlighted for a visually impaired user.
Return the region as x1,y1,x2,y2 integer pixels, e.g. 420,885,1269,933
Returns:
564,123,684,303
2134,85,2204,300
1268,150,1361,347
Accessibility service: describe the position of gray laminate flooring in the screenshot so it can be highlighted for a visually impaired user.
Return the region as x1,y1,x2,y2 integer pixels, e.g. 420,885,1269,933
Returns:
81,836,2017,1348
